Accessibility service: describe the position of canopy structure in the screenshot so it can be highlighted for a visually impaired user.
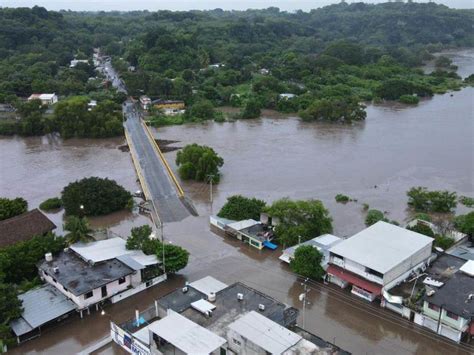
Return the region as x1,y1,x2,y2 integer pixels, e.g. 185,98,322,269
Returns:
327,265,382,295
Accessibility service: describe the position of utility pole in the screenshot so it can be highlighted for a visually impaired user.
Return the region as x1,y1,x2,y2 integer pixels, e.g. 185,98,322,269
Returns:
207,174,215,214
160,220,165,275
298,278,310,329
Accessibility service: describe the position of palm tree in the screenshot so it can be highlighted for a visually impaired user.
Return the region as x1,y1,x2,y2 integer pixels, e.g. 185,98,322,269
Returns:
64,216,92,245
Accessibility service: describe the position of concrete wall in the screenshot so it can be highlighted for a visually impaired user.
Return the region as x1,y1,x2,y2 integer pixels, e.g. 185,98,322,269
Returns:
41,270,131,309
383,243,432,285
226,328,267,355
333,257,384,285
422,301,469,331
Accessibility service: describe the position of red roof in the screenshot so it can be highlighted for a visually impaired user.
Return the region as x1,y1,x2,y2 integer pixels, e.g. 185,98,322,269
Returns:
327,264,382,295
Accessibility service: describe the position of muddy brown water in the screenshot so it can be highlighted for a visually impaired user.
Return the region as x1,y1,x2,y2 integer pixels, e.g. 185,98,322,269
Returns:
1,50,473,354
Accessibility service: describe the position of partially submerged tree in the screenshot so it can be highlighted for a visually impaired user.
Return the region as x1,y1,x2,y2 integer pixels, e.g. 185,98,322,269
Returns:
161,243,189,273
290,245,325,280
64,216,92,245
407,187,457,213
217,195,266,221
365,209,387,226
265,198,332,247
454,212,474,240
176,144,224,183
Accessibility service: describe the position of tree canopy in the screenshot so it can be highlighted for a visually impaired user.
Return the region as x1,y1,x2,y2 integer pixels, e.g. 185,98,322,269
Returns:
365,209,387,226
454,212,474,239
290,245,325,280
63,216,93,245
407,187,457,213
265,198,332,247
176,144,224,183
61,177,133,216
217,195,266,221
0,197,27,221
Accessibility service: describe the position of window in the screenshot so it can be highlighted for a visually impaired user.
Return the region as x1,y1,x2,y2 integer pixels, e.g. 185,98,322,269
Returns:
118,277,126,284
52,277,57,283
428,303,440,312
84,291,93,299
446,311,459,320
63,286,68,292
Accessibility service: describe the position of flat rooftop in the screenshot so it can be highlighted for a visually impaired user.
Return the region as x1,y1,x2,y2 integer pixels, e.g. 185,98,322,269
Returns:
283,234,341,256
448,238,474,261
329,221,433,274
38,251,134,296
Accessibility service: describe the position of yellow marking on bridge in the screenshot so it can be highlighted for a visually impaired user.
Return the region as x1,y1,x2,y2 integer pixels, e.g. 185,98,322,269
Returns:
141,121,185,198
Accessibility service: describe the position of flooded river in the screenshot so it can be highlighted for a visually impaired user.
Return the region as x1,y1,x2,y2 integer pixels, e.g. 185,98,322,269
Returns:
1,50,473,355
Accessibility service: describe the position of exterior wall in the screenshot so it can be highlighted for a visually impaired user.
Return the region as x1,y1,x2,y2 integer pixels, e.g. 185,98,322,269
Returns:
422,301,469,331
383,244,432,285
111,274,167,304
383,259,428,290
330,256,384,285
328,274,349,289
41,270,131,309
226,328,267,355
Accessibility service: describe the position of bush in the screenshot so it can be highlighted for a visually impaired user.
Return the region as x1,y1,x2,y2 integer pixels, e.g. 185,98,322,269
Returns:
161,243,189,273
399,95,419,104
39,197,63,211
335,194,350,203
218,195,266,221
434,235,455,250
459,196,474,208
454,212,474,238
0,197,27,221
407,223,435,237
61,177,132,216
365,209,387,226
240,99,261,119
407,187,457,213
176,144,224,183
290,245,325,280
415,213,432,222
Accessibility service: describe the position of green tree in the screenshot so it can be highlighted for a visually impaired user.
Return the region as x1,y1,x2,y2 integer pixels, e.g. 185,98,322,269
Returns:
161,243,189,273
64,216,92,245
126,225,153,250
290,245,325,280
0,283,23,346
187,100,216,120
240,99,261,119
299,97,366,123
365,209,387,226
0,197,28,221
265,198,332,247
407,187,457,213
217,195,266,221
176,144,224,183
454,212,474,239
407,223,435,237
61,177,133,216
39,197,63,211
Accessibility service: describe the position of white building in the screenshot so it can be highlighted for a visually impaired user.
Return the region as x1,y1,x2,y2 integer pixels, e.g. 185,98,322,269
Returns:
27,93,58,105
278,93,296,100
70,59,89,68
140,95,152,110
279,234,342,269
38,238,166,316
327,221,433,302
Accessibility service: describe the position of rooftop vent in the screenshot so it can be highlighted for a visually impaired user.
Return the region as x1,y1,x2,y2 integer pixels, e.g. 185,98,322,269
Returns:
208,292,216,302
426,289,435,297
258,304,265,311
182,286,188,293
237,293,244,301
53,267,59,274
45,253,53,262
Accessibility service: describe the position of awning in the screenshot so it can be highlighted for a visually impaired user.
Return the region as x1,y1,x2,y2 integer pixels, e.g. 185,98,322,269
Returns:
327,265,382,295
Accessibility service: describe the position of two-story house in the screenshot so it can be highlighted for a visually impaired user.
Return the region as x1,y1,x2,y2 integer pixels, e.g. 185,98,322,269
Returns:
327,221,433,302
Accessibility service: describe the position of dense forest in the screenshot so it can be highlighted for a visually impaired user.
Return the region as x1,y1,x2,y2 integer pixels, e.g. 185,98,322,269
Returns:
0,3,473,132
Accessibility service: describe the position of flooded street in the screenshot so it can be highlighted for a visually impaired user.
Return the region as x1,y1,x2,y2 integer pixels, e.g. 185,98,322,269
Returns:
1,50,473,355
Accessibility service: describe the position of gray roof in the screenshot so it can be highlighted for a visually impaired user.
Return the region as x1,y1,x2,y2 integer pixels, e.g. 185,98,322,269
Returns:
10,284,76,336
448,239,474,261
37,251,134,296
228,311,302,353
329,221,433,274
283,234,341,257
188,276,227,297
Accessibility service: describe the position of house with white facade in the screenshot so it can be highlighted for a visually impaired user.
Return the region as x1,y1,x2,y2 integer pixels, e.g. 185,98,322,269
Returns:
27,93,58,105
327,221,433,302
37,238,166,316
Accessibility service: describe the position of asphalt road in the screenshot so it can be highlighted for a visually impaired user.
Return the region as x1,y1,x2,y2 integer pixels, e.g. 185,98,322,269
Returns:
124,109,191,223
102,60,192,223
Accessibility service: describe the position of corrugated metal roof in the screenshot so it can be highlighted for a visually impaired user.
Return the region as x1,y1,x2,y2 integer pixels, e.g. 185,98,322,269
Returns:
189,276,227,297
329,221,433,274
228,311,301,353
227,219,260,232
148,310,226,353
70,238,131,263
10,284,76,336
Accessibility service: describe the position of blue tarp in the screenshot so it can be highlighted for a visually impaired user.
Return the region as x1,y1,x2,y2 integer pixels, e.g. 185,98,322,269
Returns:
263,241,278,250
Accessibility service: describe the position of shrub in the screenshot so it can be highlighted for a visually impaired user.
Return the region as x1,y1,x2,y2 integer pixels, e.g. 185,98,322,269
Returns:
39,197,63,211
414,213,432,222
407,187,457,213
399,95,419,104
454,212,474,238
335,194,350,203
434,235,455,250
176,144,224,183
0,197,27,221
459,196,474,208
407,223,435,237
365,209,387,226
61,177,132,216
218,195,266,221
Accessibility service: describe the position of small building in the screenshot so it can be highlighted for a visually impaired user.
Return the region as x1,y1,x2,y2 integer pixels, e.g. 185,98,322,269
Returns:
70,59,89,68
279,234,342,269
226,219,276,250
139,95,152,110
38,237,166,315
383,253,473,343
111,276,349,355
152,99,185,115
0,209,56,248
27,93,58,106
9,284,76,343
327,221,433,302
279,93,296,100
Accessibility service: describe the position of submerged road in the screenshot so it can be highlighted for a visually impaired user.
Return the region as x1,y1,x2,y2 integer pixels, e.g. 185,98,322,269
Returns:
102,60,194,223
